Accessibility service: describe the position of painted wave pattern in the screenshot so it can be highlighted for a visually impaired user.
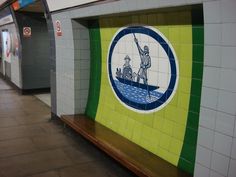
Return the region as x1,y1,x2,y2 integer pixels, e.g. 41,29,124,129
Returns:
114,80,163,104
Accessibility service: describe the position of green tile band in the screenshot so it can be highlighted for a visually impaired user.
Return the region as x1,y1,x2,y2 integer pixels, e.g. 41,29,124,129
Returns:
85,20,102,120
85,5,204,175
178,6,204,174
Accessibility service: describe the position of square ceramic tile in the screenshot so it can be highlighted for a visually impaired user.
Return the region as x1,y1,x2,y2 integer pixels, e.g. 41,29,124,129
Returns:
194,163,210,177
221,46,236,70
196,145,212,168
213,132,233,157
217,91,236,115
205,24,222,45
198,126,214,149
203,66,220,89
187,0,203,4
215,112,235,136
231,138,236,159
204,45,221,68
199,107,216,130
81,29,90,39
219,69,236,93
203,0,221,23
211,152,230,176
228,159,236,177
234,121,236,137
158,0,186,7
222,23,236,46
201,87,218,109
209,171,225,177
221,0,236,23
80,50,90,60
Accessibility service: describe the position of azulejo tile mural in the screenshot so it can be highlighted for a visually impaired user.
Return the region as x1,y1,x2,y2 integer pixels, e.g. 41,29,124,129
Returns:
85,6,204,174
108,26,179,113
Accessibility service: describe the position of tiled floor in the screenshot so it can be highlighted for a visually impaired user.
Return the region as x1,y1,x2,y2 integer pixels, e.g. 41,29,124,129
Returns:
0,78,135,177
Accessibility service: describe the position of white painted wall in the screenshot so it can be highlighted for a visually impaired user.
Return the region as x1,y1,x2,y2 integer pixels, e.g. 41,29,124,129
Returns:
0,0,7,6
46,0,99,12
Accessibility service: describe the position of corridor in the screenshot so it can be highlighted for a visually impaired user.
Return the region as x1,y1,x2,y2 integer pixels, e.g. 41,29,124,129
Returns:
0,78,134,177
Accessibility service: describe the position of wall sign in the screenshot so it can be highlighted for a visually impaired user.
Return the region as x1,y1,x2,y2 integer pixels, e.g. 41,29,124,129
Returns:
23,27,31,37
55,20,62,36
108,26,179,113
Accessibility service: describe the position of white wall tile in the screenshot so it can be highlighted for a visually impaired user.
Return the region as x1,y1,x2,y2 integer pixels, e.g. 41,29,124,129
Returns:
211,152,230,176
228,159,236,177
204,45,221,67
215,112,235,136
205,24,222,45
221,0,236,23
52,2,236,177
198,126,215,149
231,138,236,159
194,163,210,177
199,107,216,130
158,0,187,7
201,87,218,109
234,120,236,137
210,171,225,177
221,46,236,70
204,0,221,23
186,0,203,4
203,66,220,89
213,132,233,156
219,69,236,92
217,90,236,115
222,23,236,46
196,145,212,168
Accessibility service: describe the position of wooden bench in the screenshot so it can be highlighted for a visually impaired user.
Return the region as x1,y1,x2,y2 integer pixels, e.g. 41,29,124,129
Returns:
61,114,192,177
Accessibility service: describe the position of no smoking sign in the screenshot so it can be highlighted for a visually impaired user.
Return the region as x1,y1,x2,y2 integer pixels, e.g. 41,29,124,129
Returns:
55,20,62,36
23,27,31,37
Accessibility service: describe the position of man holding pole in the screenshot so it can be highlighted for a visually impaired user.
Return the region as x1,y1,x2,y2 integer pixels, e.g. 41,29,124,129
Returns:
133,34,151,85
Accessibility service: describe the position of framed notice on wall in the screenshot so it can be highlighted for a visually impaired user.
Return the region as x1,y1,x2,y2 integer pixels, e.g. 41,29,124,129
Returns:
23,27,31,37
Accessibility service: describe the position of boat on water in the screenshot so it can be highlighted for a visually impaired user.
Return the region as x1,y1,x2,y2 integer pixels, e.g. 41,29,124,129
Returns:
115,55,159,92
116,76,159,91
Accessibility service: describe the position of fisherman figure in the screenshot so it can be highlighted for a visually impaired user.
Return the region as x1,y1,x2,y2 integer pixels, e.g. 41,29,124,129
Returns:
122,55,133,81
134,34,151,85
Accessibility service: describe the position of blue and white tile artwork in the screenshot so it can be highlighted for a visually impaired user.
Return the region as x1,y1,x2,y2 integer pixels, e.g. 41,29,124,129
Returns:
107,26,179,113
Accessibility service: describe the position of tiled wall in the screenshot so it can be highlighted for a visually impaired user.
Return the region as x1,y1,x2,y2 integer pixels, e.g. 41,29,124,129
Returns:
194,1,236,177
51,0,236,177
84,8,204,174
51,16,75,115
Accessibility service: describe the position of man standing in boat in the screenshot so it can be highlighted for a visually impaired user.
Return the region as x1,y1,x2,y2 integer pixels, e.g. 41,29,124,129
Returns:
134,34,151,85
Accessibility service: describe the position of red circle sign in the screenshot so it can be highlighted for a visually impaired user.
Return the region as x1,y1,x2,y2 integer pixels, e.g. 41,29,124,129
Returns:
55,20,62,36
23,27,31,37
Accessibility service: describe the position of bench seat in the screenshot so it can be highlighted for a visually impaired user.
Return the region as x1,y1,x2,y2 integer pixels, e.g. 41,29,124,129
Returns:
61,114,192,177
